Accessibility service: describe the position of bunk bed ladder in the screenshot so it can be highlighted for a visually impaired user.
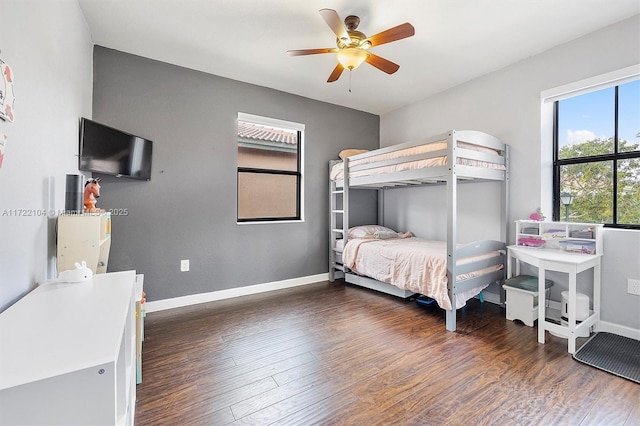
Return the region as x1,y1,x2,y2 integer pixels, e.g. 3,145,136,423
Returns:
329,160,349,281
446,131,458,332
499,144,511,307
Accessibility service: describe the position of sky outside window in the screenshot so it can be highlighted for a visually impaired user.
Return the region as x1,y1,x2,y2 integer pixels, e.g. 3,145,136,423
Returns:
558,80,640,156
619,79,640,152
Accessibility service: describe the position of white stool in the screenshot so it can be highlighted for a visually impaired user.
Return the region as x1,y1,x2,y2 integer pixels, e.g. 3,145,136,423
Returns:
504,275,553,327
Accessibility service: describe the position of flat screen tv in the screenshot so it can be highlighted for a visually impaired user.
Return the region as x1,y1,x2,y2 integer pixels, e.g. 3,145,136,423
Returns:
79,118,153,181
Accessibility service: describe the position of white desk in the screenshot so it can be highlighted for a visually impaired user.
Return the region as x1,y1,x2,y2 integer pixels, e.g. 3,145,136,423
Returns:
507,245,602,354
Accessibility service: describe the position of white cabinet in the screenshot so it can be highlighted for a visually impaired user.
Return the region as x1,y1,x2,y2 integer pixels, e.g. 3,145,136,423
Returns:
0,271,137,425
57,212,111,274
515,220,603,254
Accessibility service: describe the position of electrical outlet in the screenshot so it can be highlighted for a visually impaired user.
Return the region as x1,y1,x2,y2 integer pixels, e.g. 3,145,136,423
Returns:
628,278,640,296
180,259,190,272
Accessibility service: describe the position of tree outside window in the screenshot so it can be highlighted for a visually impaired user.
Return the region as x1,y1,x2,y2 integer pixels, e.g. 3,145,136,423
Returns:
554,79,640,228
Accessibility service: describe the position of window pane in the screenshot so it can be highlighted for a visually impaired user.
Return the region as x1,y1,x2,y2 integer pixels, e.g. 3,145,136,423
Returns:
618,158,640,224
238,121,298,171
558,87,614,159
238,172,298,220
238,147,298,171
560,161,612,223
618,80,640,153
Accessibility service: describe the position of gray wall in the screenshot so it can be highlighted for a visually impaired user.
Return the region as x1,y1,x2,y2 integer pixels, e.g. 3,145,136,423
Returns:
0,0,93,311
381,15,640,331
92,47,379,302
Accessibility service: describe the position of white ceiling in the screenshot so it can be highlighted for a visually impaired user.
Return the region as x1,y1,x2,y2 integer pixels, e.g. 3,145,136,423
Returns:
77,0,639,115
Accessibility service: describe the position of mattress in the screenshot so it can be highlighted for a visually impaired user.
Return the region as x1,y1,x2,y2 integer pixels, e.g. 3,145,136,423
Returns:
342,237,503,310
330,140,505,181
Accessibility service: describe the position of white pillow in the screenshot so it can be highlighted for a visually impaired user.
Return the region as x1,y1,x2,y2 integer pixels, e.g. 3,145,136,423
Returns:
348,225,397,239
373,230,398,239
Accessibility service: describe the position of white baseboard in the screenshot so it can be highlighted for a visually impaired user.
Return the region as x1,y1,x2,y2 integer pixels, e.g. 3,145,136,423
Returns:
480,290,501,305
547,299,562,311
146,273,329,313
483,293,639,340
146,277,640,341
597,321,640,341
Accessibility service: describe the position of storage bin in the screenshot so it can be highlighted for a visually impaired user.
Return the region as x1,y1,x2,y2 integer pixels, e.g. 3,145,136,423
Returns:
517,237,545,248
559,240,596,254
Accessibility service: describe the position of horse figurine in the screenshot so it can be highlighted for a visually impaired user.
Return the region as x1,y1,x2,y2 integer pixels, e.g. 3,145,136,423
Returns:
84,177,102,213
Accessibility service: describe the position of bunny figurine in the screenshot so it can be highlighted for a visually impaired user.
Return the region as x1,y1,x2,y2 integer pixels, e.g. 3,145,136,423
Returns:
58,261,94,283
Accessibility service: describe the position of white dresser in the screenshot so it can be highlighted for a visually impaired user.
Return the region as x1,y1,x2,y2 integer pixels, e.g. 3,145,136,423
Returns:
0,270,137,425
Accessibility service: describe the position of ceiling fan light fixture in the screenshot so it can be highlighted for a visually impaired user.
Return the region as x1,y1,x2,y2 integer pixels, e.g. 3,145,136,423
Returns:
288,9,414,83
336,47,368,70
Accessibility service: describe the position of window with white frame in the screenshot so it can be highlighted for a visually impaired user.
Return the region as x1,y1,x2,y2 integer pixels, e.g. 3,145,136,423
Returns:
552,78,640,228
237,113,303,222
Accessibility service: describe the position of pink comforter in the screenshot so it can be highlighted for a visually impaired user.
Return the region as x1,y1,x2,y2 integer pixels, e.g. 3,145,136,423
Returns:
342,237,500,310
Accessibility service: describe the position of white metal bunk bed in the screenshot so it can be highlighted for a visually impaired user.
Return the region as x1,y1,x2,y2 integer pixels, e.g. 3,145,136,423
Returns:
329,130,510,331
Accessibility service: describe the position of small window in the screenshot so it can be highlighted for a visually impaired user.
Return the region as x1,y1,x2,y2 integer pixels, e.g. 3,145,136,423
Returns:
553,79,640,227
237,113,303,222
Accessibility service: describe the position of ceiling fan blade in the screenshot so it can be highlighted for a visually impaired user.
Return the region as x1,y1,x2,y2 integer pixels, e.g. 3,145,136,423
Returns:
327,63,344,82
319,8,351,45
367,22,415,47
365,53,400,74
287,48,338,56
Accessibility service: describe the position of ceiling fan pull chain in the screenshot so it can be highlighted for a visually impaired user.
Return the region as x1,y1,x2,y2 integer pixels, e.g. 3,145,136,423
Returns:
349,69,352,93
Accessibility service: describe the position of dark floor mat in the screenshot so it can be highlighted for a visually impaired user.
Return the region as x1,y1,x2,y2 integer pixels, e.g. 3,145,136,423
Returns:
573,332,640,383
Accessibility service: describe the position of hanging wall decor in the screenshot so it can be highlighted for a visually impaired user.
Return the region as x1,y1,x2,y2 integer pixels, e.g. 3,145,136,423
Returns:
0,57,16,122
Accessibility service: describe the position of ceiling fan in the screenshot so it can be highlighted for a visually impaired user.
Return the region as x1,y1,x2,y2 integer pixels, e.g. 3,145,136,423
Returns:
287,9,415,83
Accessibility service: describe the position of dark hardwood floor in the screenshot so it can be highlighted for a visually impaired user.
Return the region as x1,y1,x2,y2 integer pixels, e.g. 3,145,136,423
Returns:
135,281,639,426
